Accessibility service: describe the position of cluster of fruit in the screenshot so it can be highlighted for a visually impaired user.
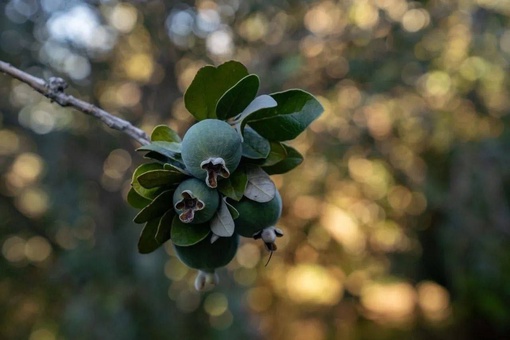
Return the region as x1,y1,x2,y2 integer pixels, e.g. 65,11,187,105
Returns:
127,61,323,290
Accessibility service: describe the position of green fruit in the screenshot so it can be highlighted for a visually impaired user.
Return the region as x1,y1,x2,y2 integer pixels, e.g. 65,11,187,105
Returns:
181,119,242,188
173,178,219,224
174,234,239,271
232,190,282,237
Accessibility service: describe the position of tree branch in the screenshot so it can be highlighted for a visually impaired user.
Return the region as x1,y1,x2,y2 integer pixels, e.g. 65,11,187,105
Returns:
0,60,150,146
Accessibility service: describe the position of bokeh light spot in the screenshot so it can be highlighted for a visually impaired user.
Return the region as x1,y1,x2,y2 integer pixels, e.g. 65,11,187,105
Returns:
361,281,417,323
285,264,343,305
109,3,138,33
402,9,430,32
206,29,233,56
203,292,228,316
246,287,273,312
124,54,154,82
417,281,451,322
25,236,52,262
15,187,49,218
2,236,26,263
236,243,261,268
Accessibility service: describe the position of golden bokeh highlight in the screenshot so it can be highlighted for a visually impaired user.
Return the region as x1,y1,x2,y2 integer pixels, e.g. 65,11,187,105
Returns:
417,281,452,322
285,264,343,305
361,281,417,324
123,53,154,82
29,328,56,340
15,188,49,218
203,293,229,316
109,3,138,33
24,236,52,263
236,242,261,268
246,287,273,312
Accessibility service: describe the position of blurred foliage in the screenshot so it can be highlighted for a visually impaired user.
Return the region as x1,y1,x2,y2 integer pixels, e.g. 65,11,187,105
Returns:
1,0,510,339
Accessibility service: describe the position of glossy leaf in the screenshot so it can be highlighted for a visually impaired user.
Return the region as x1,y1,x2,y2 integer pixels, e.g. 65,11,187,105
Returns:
133,190,174,224
127,187,152,209
137,169,187,189
184,60,249,120
155,209,174,244
216,74,259,120
241,126,270,159
263,144,304,175
262,142,288,166
151,125,181,143
210,198,235,237
217,166,247,201
244,167,276,203
138,217,162,254
137,141,181,158
132,163,165,199
170,215,210,246
163,162,188,173
232,95,278,136
246,89,324,141
225,200,239,220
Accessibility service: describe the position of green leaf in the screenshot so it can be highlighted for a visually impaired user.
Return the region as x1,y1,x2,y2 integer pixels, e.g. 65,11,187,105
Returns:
137,141,181,158
151,125,181,143
184,60,249,120
232,95,278,136
137,169,187,189
210,198,235,237
217,166,248,201
170,215,210,246
246,89,324,141
224,200,239,219
138,217,162,254
242,141,287,167
127,187,152,209
216,74,259,120
132,163,165,199
242,126,270,159
244,167,276,203
263,144,304,175
155,209,174,244
133,190,174,224
262,142,288,166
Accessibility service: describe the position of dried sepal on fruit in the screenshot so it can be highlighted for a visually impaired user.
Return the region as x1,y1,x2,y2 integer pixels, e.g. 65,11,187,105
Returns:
173,178,219,224
174,190,205,223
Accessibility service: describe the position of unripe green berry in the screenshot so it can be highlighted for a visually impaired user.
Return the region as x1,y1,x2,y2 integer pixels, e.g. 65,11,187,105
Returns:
181,119,242,188
174,234,239,271
232,190,282,237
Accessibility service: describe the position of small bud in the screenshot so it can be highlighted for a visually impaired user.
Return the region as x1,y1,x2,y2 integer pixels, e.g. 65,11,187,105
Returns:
254,226,284,252
194,270,219,291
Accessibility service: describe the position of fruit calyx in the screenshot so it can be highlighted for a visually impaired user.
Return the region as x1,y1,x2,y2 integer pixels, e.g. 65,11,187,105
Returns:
200,157,230,188
194,270,219,291
254,226,284,251
174,190,205,223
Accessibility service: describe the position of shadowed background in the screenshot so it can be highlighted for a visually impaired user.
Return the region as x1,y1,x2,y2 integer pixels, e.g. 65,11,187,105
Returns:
1,0,509,339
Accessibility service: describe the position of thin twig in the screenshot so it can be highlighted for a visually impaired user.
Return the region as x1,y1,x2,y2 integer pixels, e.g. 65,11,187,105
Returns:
0,60,150,145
